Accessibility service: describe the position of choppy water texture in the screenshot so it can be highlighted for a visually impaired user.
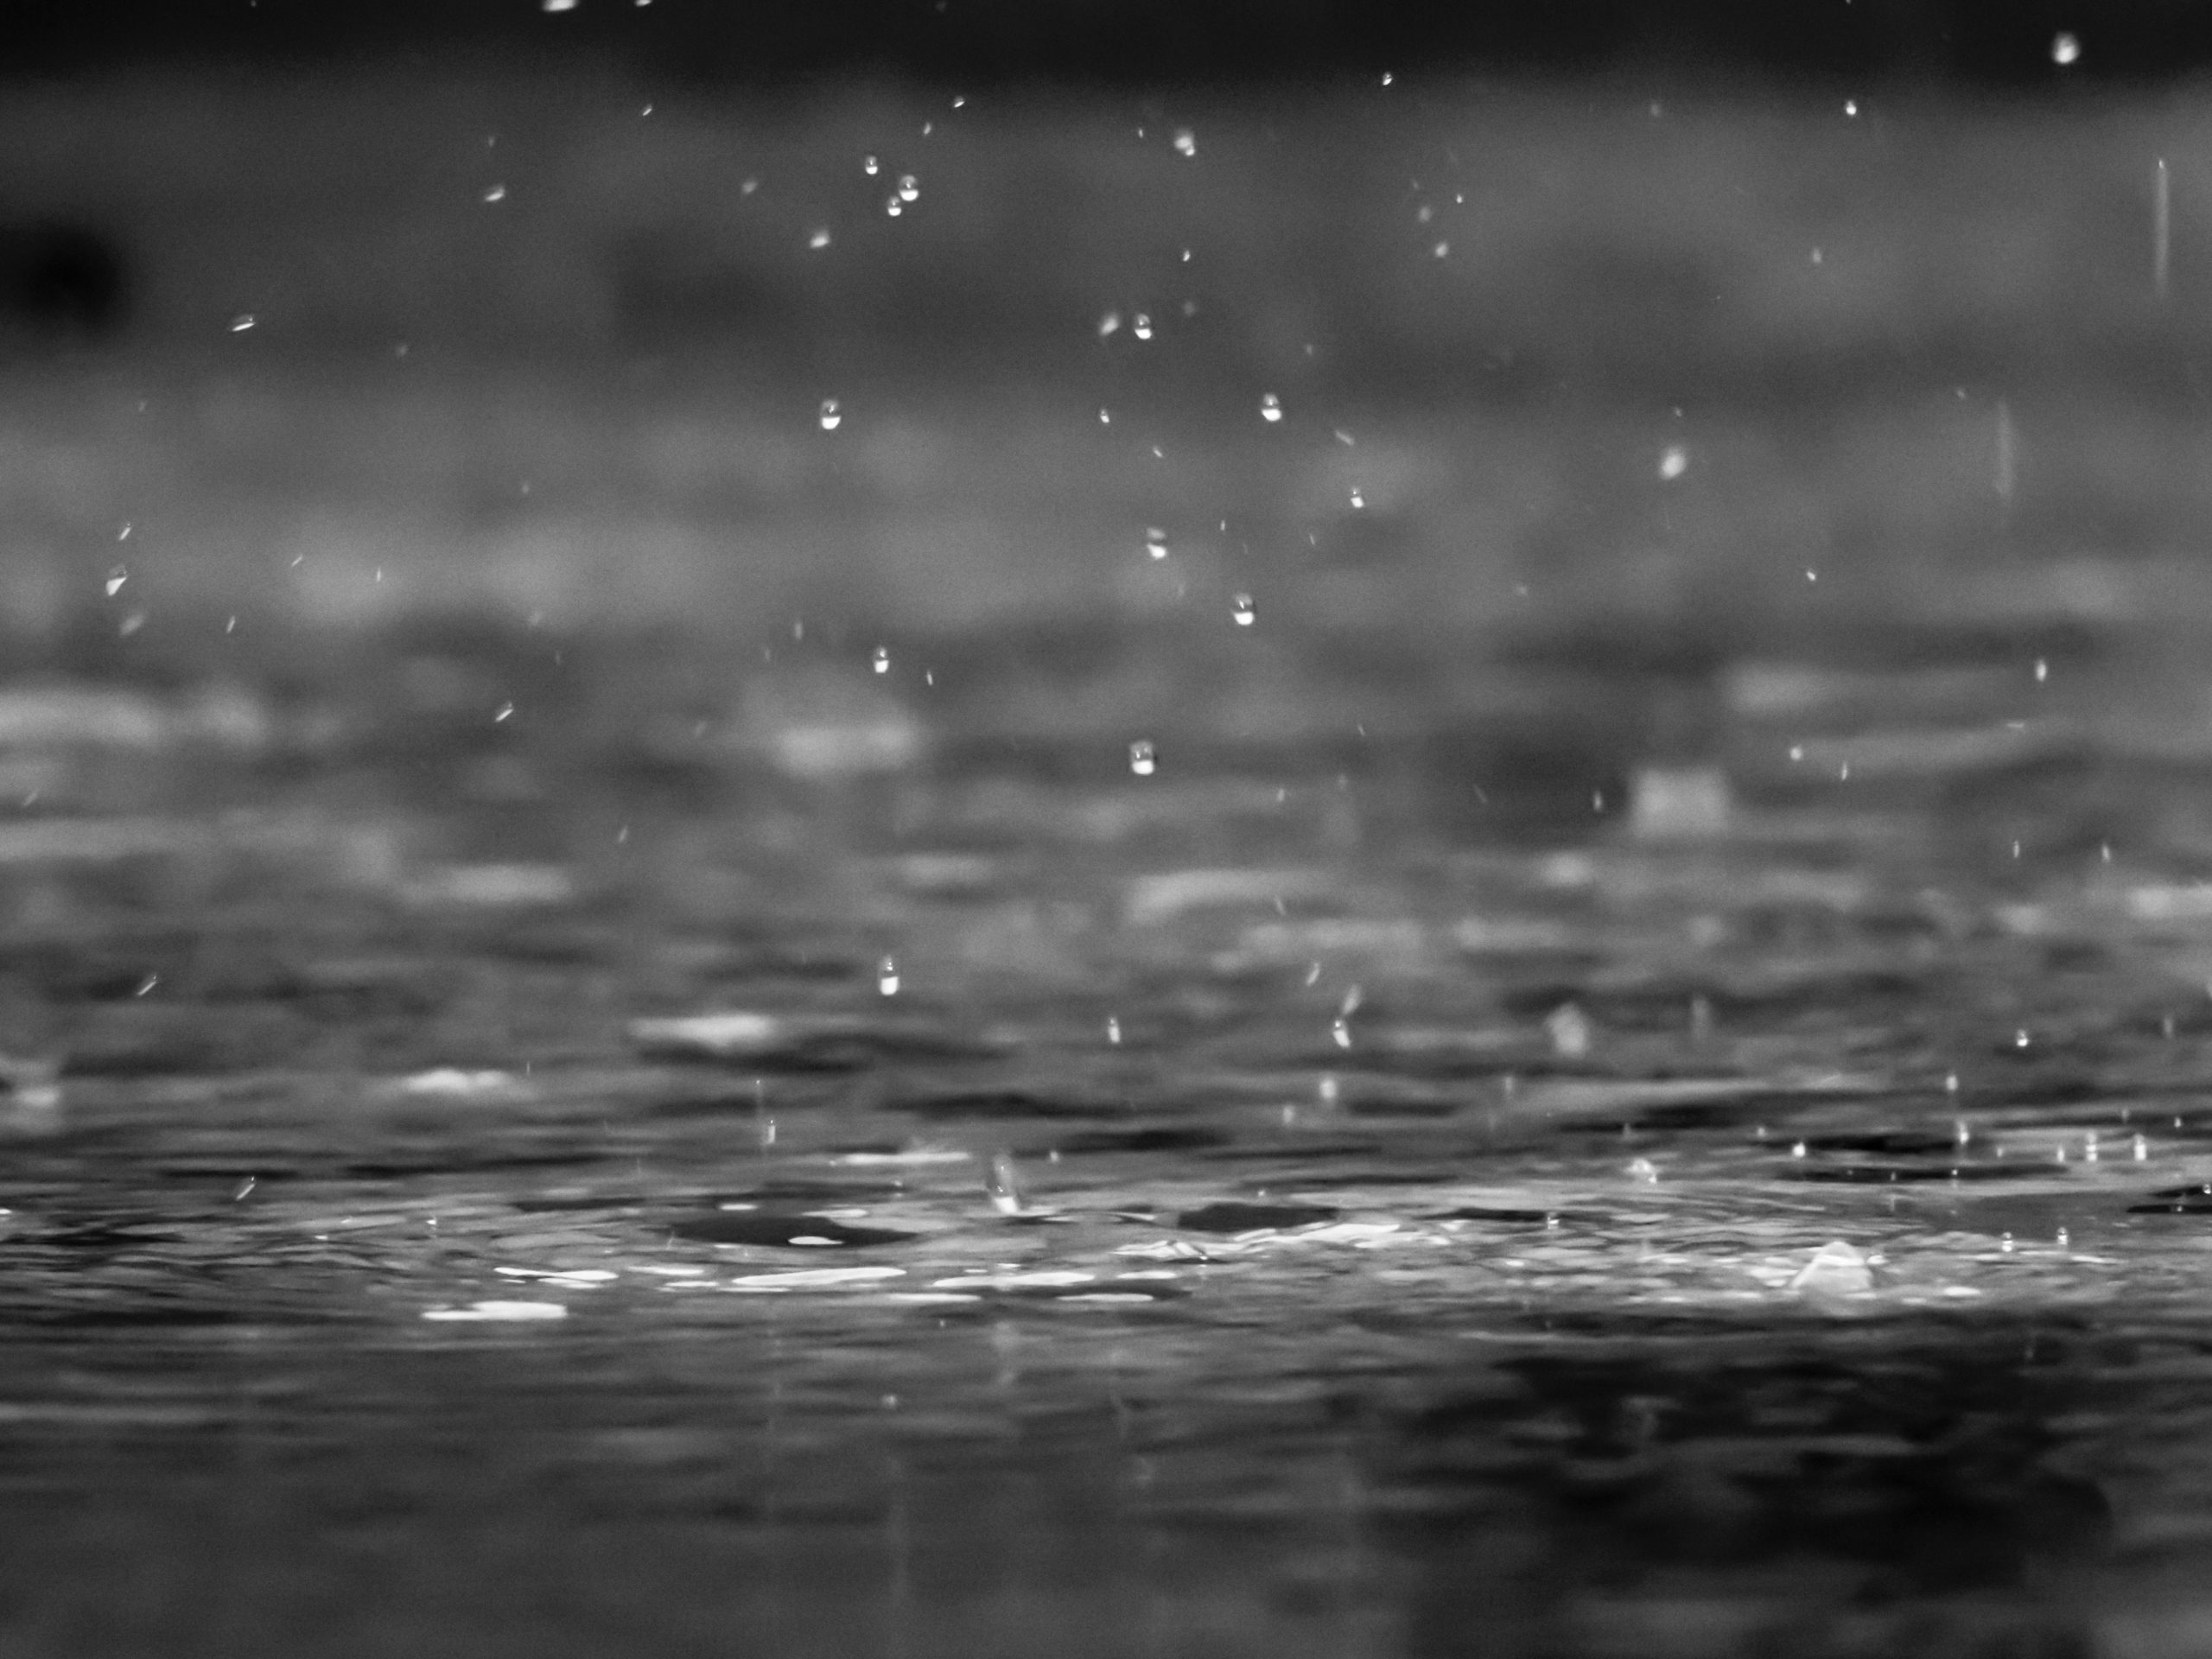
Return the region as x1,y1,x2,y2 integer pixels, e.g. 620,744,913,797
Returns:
7,613,2212,1659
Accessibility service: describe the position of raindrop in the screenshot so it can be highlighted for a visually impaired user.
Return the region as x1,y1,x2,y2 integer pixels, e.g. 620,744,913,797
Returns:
1231,594,1255,626
1099,408,1111,423
1106,1015,1122,1045
1260,393,1283,423
819,398,842,431
878,957,900,996
230,315,256,333
1098,311,1122,338
2135,1133,2150,1160
1381,71,1394,86
542,0,576,10
1433,242,1450,258
1128,740,1157,778
493,702,515,723
1790,1141,1808,1158
2034,658,2048,683
808,228,832,251
2051,31,2080,65
1331,1017,1352,1050
898,175,919,202
481,184,506,203
1173,129,1196,157
1349,486,1365,509
118,522,130,540
1144,528,1169,560
885,196,903,218
1845,99,1859,116
1627,1157,1659,1184
2014,1029,2031,1048
1945,1071,1960,1093
2001,1232,2016,1253
1133,314,1154,341
1545,1002,1592,1058
872,645,891,674
1658,444,1688,480
863,155,880,175
105,568,127,596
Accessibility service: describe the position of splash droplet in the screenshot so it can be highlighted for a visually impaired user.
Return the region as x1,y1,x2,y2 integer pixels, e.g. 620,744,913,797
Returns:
1348,486,1365,509
862,154,880,176
807,228,831,251
872,645,890,674
229,314,256,333
481,184,506,203
1259,393,1282,423
1143,528,1169,560
1105,1015,1122,1045
1132,314,1153,341
818,398,842,431
2052,31,2080,65
1659,444,1688,480
897,175,919,202
1230,594,1255,626
1128,740,1157,778
1098,311,1122,338
1173,129,1196,157
877,956,899,996
104,568,127,597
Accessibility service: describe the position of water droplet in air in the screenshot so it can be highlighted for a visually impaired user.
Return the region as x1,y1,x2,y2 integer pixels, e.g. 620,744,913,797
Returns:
1231,594,1255,626
1128,740,1157,777
1173,129,1196,157
1844,99,1859,116
230,315,255,333
1790,1141,1808,1158
818,398,842,430
1659,444,1688,480
1545,1002,1592,1058
898,175,919,202
1381,71,1394,86
1132,314,1153,340
481,184,506,203
1106,1015,1121,1045
543,0,576,10
885,196,903,217
1433,241,1450,258
2034,658,2048,683
872,645,890,674
2052,31,2080,65
1348,486,1365,509
1143,528,1169,559
807,228,831,250
1260,393,1282,423
105,568,127,596
1098,311,1122,338
493,702,514,723
2135,1133,2149,1160
1331,1017,1351,1049
878,956,899,996
1627,1157,1658,1184
862,155,880,175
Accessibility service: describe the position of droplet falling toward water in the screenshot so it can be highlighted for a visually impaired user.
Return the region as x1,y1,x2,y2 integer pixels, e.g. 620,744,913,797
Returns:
878,957,900,996
872,645,891,674
2051,31,2080,65
819,398,842,431
1260,393,1282,423
987,1152,1024,1216
1231,594,1255,626
1128,741,1157,777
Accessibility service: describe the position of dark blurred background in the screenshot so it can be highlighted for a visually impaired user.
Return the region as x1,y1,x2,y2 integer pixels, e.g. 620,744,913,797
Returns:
0,0,2182,83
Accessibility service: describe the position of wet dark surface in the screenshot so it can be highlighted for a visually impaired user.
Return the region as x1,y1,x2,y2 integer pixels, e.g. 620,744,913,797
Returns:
3,617,2212,1659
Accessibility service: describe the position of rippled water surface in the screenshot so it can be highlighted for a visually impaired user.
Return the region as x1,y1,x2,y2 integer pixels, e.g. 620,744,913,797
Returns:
10,615,2212,1659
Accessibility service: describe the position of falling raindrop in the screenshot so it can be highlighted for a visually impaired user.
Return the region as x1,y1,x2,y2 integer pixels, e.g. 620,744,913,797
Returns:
2015,1029,2031,1048
1231,594,1255,626
1144,528,1169,560
1331,1017,1352,1050
1133,314,1154,340
1128,740,1157,778
1260,393,1282,423
808,228,832,251
885,196,903,217
2135,1133,2150,1160
2034,658,2048,683
481,184,506,203
872,645,891,674
1659,444,1688,480
105,568,127,596
898,175,919,202
1173,129,1196,157
862,155,880,175
230,315,256,333
2051,31,2080,65
878,956,899,996
1098,311,1122,338
1844,99,1859,116
1545,1002,1592,1058
1106,1015,1122,1045
819,398,842,431
1349,486,1365,509
1433,242,1450,258
493,702,515,723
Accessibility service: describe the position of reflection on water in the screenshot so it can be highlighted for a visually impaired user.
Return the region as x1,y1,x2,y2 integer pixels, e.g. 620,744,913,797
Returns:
5,616,2212,1657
